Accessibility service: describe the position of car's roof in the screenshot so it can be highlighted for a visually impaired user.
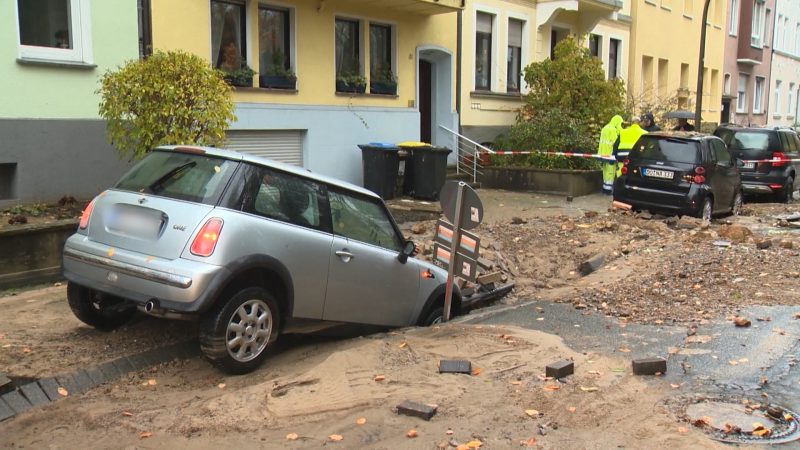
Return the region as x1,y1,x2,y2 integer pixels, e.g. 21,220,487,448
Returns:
642,131,711,141
155,145,380,199
715,125,778,134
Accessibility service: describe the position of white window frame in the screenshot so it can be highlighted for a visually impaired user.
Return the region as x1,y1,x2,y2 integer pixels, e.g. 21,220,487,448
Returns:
789,83,795,117
775,80,782,116
506,11,529,95
754,76,765,113
751,0,765,48
729,0,738,36
737,73,748,113
474,5,499,92
15,0,94,65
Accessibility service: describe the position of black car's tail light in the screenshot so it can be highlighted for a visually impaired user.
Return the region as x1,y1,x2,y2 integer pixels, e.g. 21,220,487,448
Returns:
772,152,788,167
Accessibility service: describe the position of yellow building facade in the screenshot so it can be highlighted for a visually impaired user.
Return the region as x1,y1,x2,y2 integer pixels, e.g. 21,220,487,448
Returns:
150,0,461,185
628,0,728,125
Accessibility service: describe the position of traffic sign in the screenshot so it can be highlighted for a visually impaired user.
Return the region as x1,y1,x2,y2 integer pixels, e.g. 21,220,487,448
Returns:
433,219,480,261
431,244,478,281
440,181,483,230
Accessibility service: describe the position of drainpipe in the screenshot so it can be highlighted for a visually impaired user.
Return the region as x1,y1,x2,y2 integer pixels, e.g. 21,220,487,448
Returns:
695,0,711,129
456,8,463,133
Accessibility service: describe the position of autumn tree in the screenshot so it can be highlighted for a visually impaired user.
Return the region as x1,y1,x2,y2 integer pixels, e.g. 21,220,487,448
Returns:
98,50,236,161
496,36,625,169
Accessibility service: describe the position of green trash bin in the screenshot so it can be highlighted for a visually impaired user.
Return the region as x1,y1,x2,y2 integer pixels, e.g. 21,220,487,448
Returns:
359,143,400,200
401,144,452,200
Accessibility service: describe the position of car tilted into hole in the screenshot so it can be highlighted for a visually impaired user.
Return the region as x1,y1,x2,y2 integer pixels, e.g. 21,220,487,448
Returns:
62,146,458,374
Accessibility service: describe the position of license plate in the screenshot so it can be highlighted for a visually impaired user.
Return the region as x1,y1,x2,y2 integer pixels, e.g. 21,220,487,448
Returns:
642,168,674,179
743,162,755,169
107,208,162,238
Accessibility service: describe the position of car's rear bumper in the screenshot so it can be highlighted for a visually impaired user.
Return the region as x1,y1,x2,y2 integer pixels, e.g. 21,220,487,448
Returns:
62,234,230,314
613,182,704,216
739,173,787,194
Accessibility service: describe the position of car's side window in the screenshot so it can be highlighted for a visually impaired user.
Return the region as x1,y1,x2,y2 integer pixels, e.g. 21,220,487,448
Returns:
792,133,800,152
713,141,732,166
782,132,799,152
242,166,324,230
329,190,402,252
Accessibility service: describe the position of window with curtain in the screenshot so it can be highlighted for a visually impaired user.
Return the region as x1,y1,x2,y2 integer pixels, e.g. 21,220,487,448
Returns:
211,0,246,71
737,74,748,113
17,0,94,64
335,18,360,78
608,38,620,79
259,6,290,76
775,80,782,115
475,12,493,91
751,0,765,47
754,76,765,113
729,0,738,35
369,24,392,83
507,19,523,93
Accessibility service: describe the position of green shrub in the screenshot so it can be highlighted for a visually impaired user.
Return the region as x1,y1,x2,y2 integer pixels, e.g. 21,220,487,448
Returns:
98,50,236,161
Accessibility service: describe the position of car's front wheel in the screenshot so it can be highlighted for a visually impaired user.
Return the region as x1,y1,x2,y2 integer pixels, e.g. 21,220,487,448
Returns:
66,281,135,331
200,287,280,374
419,306,444,326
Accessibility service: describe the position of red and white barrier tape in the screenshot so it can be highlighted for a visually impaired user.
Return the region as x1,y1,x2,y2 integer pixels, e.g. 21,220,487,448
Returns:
479,150,627,162
740,158,800,163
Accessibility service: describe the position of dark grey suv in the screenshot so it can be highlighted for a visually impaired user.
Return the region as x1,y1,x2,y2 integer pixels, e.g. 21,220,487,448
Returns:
62,146,457,374
714,126,800,202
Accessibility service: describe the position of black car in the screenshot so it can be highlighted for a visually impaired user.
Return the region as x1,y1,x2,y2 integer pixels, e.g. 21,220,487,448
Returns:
613,132,742,221
713,125,800,202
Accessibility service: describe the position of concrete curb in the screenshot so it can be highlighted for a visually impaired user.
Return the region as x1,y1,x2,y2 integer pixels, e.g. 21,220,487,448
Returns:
0,341,199,423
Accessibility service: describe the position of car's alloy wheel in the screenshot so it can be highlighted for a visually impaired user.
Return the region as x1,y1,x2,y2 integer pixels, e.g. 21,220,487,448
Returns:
200,287,280,374
700,198,713,222
731,191,743,216
225,299,273,363
419,306,445,326
66,281,135,331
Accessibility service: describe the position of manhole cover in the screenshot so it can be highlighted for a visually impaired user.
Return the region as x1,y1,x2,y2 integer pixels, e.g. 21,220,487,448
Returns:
666,395,800,445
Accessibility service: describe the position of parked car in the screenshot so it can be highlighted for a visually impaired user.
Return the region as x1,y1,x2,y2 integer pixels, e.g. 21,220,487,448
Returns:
613,132,742,221
62,146,458,374
713,125,800,202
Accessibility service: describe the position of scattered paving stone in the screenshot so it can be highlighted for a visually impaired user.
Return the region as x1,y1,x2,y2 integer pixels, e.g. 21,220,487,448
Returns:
396,400,437,421
632,358,667,375
439,360,472,374
411,223,427,234
578,254,605,276
511,217,526,225
546,360,574,379
779,239,795,249
734,316,752,327
755,238,773,249
0,373,11,389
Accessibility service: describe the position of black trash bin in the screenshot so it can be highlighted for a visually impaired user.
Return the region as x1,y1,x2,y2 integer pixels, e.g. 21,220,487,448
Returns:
359,143,400,200
401,145,452,200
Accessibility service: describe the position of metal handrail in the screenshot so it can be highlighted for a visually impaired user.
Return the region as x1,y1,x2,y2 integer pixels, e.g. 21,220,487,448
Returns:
439,125,494,183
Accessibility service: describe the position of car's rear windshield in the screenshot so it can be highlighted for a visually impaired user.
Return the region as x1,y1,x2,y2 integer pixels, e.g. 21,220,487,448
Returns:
114,150,238,205
628,137,700,164
717,130,774,151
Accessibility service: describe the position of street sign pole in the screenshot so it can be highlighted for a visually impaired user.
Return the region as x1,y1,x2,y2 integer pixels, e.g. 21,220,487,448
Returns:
442,182,465,322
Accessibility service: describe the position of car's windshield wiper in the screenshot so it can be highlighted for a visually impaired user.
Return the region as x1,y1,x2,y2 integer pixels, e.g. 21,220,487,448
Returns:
148,162,196,194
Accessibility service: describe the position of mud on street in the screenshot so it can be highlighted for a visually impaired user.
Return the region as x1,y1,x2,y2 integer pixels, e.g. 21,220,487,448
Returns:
1,190,800,449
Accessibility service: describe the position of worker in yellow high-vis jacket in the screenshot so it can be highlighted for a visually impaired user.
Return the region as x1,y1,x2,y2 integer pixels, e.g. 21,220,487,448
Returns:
615,117,648,177
597,115,623,195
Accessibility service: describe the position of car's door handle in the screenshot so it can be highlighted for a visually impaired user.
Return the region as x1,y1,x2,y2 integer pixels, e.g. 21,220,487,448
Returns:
335,250,354,262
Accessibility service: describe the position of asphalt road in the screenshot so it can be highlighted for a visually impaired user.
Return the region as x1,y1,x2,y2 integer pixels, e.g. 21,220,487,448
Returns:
467,300,800,415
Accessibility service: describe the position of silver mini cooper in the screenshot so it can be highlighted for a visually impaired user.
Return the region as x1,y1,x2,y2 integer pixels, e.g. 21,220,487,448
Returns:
63,146,459,373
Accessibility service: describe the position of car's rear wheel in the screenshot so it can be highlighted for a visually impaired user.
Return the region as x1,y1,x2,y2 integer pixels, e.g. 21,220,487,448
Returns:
779,177,794,203
66,281,135,331
200,287,280,374
699,198,713,222
731,190,743,216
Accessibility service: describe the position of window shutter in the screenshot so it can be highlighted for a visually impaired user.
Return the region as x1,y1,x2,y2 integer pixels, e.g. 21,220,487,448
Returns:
477,13,492,34
508,19,523,47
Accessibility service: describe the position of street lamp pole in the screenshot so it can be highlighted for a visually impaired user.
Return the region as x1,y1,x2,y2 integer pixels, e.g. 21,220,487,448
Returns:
695,0,712,128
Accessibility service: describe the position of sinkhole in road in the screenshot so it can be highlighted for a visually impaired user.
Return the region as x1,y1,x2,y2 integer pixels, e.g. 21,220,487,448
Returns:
667,394,800,445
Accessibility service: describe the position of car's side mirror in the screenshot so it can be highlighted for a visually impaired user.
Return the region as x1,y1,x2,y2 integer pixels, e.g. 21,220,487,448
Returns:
398,240,416,263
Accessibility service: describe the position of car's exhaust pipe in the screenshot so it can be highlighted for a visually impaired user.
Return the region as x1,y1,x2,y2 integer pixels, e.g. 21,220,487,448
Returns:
144,299,160,314
139,299,192,320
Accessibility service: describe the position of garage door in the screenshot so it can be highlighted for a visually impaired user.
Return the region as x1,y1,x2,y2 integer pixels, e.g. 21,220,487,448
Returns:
225,130,304,166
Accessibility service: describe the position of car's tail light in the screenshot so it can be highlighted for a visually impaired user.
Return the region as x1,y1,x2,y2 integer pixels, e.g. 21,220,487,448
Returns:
694,166,705,175
772,152,788,167
620,158,630,175
79,197,98,229
769,183,784,190
191,218,224,257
